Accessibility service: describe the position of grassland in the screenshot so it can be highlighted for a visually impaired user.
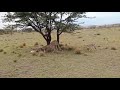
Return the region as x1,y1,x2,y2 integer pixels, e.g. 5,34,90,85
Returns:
1,27,120,78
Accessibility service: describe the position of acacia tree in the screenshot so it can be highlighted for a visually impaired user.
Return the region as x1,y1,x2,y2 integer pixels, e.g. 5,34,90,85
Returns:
3,12,86,45
3,12,57,45
53,12,86,43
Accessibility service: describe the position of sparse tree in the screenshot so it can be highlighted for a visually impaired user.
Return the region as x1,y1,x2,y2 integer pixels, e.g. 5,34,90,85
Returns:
3,12,57,45
53,12,86,43
3,12,86,45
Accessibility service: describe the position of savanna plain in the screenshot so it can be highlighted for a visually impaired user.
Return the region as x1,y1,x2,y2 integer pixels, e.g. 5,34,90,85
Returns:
0,27,120,78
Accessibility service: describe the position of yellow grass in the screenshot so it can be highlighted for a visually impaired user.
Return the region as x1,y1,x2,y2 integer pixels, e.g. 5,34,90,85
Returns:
0,27,120,78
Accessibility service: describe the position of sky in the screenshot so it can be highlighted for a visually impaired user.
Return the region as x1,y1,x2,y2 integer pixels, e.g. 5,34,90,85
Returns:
0,12,120,28
78,12,120,26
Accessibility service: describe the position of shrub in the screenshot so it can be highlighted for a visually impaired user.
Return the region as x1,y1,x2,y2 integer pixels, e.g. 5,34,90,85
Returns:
98,46,100,47
13,60,17,63
19,45,24,48
3,52,7,54
22,43,26,46
96,33,100,35
74,49,82,54
34,42,39,46
0,49,3,52
95,33,100,35
111,47,117,50
105,47,108,49
40,45,44,46
12,51,14,53
12,51,18,54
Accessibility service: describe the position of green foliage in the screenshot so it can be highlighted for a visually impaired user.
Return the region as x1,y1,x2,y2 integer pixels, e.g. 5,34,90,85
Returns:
53,12,86,34
3,12,86,44
3,12,85,32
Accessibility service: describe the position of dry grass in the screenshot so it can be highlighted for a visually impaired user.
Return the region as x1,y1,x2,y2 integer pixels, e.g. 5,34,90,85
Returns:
39,52,45,57
18,54,22,57
1,27,120,77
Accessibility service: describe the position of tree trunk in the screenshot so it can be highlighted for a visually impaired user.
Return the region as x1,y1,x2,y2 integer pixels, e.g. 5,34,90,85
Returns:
57,34,60,44
46,33,51,45
46,39,51,45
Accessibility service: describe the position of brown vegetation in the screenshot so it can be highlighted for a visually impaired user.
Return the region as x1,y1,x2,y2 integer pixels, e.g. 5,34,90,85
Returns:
3,52,7,54
19,45,24,48
111,47,117,50
0,49,3,52
22,43,26,46
74,48,82,54
34,42,39,46
13,60,17,63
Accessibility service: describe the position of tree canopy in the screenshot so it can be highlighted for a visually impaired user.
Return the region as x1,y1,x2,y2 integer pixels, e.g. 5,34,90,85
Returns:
3,12,86,45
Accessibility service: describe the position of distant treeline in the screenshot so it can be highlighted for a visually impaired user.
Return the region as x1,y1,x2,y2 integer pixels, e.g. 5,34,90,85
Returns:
0,28,35,35
83,23,120,29
1,24,120,35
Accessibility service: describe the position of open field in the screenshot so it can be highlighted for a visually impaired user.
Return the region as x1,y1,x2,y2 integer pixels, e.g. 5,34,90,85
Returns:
1,27,120,78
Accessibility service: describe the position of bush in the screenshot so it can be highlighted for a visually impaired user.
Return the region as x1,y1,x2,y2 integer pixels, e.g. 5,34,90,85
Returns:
0,49,3,52
95,33,100,35
98,46,101,47
13,60,17,63
3,52,7,54
105,47,108,49
34,42,39,46
12,51,16,54
22,43,26,46
111,47,117,50
19,45,24,48
74,49,82,54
